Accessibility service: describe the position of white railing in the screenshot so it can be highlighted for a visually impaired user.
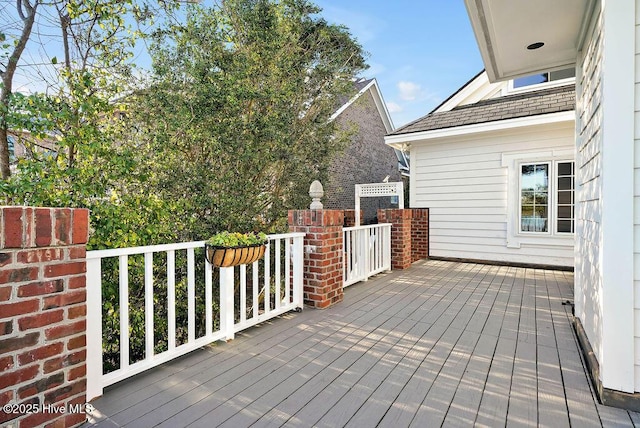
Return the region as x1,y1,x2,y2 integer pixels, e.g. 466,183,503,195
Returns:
86,232,305,400
343,223,392,287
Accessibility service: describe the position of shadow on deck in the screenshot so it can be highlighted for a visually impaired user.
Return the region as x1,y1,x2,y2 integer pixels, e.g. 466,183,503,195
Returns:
85,259,640,427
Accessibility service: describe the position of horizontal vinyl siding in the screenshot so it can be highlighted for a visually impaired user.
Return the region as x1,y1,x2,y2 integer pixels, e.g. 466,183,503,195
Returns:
412,124,574,267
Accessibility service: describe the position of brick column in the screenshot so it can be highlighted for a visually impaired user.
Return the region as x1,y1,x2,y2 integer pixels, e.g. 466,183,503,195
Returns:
0,206,89,428
378,209,412,270
411,208,429,262
342,210,363,227
288,210,344,309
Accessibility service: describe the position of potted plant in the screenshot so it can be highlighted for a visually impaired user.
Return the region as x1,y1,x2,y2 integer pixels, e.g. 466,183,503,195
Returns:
205,231,268,267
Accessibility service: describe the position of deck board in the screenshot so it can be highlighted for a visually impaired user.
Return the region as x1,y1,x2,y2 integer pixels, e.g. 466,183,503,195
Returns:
85,259,640,428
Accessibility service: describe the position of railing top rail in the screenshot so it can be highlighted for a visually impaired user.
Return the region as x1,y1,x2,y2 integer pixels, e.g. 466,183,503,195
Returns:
343,223,392,232
266,232,307,240
87,241,206,259
87,232,307,259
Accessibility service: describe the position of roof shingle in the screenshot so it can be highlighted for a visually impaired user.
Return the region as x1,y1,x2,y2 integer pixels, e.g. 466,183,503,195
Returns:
389,84,575,136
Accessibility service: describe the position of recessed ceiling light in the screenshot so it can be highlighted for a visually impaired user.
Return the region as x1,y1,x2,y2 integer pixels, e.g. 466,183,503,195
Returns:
527,42,545,50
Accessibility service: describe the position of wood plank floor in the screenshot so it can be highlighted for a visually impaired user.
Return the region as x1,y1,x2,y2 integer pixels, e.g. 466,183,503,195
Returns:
84,259,640,427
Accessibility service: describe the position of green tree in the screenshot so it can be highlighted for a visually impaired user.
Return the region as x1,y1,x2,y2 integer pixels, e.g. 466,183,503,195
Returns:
1,0,181,248
131,0,367,239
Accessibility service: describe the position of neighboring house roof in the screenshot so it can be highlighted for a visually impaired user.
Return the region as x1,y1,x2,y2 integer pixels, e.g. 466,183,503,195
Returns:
331,78,395,133
389,83,574,137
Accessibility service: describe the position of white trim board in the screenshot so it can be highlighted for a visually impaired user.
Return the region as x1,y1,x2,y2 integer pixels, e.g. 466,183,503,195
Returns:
386,111,575,148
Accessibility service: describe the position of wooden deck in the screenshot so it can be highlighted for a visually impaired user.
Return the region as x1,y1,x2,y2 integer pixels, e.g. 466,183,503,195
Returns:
85,259,640,427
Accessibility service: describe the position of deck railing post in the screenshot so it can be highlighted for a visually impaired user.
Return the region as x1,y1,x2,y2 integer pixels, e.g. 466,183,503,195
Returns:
86,257,103,401
220,266,235,341
362,227,370,282
292,235,304,309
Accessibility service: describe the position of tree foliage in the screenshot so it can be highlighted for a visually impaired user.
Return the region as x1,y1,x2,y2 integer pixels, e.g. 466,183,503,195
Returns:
2,0,367,246
131,0,367,239
1,0,181,248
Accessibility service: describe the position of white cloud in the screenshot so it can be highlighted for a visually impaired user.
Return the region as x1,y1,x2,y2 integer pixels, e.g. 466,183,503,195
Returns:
386,102,402,113
397,81,422,101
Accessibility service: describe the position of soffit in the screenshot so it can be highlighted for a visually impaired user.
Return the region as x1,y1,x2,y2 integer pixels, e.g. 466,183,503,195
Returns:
465,0,593,82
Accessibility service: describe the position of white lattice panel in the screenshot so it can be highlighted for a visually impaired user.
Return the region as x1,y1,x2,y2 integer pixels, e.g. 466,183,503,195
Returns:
358,183,402,197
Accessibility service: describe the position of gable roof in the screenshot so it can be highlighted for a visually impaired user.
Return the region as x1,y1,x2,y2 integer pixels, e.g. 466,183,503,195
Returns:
429,70,486,114
389,83,574,137
331,78,395,133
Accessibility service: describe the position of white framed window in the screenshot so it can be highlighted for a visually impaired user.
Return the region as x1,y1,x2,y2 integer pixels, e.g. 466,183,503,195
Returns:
518,160,574,235
507,68,575,94
520,162,550,233
555,161,575,234
502,149,575,249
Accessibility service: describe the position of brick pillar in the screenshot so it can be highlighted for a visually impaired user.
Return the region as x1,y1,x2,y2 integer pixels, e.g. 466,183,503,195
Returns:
411,208,429,262
378,209,412,270
342,210,363,227
0,206,89,428
288,210,344,309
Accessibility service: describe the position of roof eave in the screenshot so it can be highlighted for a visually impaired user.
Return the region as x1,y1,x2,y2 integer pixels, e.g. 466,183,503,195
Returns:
385,110,575,148
330,79,395,133
464,0,594,82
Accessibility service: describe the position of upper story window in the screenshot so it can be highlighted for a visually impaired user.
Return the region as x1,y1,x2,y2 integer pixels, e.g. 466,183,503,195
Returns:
512,68,575,90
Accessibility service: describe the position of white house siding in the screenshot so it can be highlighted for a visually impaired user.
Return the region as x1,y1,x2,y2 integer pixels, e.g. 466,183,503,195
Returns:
575,5,604,379
577,1,636,393
411,123,574,267
634,0,640,391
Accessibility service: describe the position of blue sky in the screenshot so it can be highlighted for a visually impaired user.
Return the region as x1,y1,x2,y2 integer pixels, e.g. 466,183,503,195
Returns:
10,1,483,129
314,0,484,128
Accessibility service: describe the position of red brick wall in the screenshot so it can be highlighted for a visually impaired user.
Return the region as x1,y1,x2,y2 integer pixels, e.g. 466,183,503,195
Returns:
288,210,344,309
342,210,363,227
411,209,429,262
377,208,429,269
324,90,403,223
378,209,412,270
0,207,89,428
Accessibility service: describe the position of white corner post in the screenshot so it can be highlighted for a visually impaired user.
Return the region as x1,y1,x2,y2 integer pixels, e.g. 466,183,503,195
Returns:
598,0,635,393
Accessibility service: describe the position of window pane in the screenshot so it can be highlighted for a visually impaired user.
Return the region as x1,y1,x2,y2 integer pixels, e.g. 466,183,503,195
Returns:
513,73,549,88
557,220,573,233
558,162,573,176
558,190,572,204
558,177,573,190
521,191,534,205
520,163,549,233
549,68,576,81
557,206,572,218
534,193,548,205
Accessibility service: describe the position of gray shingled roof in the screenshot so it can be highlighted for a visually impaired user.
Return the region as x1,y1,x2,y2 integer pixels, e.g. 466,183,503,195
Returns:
389,84,575,136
